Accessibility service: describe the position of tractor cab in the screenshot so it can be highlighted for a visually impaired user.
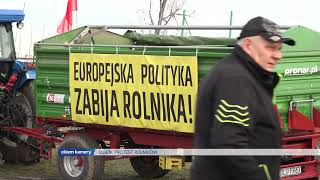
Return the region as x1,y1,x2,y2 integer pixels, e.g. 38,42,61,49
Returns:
0,9,39,163
0,9,24,84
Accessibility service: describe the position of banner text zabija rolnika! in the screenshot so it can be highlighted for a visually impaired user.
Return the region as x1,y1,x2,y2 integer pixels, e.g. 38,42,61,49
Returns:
69,53,198,133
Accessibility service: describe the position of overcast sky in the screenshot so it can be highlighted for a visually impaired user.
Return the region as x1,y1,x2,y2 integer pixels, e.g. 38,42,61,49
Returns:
1,0,320,57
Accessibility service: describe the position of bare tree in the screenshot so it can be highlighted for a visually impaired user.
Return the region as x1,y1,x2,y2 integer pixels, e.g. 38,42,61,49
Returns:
142,0,186,35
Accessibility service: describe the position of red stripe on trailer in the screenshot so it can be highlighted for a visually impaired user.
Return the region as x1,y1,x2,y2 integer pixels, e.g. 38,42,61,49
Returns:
128,132,193,148
39,117,193,137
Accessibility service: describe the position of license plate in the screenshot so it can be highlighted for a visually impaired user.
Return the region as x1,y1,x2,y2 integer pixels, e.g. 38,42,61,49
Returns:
280,166,302,178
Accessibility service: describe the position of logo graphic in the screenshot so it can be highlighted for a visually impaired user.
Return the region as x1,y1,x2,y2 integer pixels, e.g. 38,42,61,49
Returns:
47,94,55,103
284,65,318,76
270,35,281,41
214,100,250,127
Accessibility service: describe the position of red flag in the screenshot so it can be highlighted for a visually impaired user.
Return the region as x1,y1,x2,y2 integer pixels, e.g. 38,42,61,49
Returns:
57,0,78,34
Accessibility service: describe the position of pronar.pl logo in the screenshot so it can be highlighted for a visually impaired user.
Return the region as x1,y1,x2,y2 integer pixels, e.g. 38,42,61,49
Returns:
284,65,318,76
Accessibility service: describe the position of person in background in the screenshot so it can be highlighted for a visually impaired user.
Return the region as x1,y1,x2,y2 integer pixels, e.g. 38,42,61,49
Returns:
191,16,295,180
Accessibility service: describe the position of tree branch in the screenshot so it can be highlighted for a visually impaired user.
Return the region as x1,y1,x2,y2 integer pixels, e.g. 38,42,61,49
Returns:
145,0,187,34
149,0,154,25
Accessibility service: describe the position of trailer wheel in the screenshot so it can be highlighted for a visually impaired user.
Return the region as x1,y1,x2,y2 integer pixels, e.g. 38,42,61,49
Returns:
57,134,104,180
130,156,169,178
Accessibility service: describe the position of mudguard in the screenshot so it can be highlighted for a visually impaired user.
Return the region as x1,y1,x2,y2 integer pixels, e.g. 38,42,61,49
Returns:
12,61,36,92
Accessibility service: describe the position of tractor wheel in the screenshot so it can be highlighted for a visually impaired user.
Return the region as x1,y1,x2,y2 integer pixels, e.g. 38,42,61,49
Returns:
57,134,104,180
0,92,40,163
130,156,169,178
19,80,36,120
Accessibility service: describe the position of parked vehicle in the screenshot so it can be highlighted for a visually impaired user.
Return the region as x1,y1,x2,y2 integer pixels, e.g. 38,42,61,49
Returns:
0,9,38,163
2,23,320,180
31,25,320,179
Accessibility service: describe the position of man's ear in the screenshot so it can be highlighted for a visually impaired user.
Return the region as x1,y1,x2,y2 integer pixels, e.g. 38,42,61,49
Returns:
241,38,252,53
243,38,258,60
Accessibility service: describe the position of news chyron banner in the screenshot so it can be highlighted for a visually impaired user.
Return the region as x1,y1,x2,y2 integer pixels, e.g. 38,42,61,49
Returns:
69,53,198,133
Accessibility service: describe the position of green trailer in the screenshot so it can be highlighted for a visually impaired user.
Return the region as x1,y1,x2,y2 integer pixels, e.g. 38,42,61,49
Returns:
32,25,320,179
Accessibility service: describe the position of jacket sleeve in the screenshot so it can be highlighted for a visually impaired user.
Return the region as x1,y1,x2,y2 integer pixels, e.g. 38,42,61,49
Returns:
210,76,269,180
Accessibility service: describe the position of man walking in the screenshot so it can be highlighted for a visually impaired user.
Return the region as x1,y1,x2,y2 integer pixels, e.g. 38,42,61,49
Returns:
191,16,295,180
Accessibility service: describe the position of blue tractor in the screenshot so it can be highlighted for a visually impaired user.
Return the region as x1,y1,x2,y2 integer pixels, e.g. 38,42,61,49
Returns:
0,9,38,163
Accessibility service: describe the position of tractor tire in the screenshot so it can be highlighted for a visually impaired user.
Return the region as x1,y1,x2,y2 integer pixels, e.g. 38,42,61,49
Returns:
19,80,36,120
130,156,169,178
0,92,40,163
57,134,104,180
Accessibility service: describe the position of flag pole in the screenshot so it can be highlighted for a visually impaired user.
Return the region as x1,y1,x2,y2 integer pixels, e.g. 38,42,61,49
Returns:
228,10,233,38
75,11,78,29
